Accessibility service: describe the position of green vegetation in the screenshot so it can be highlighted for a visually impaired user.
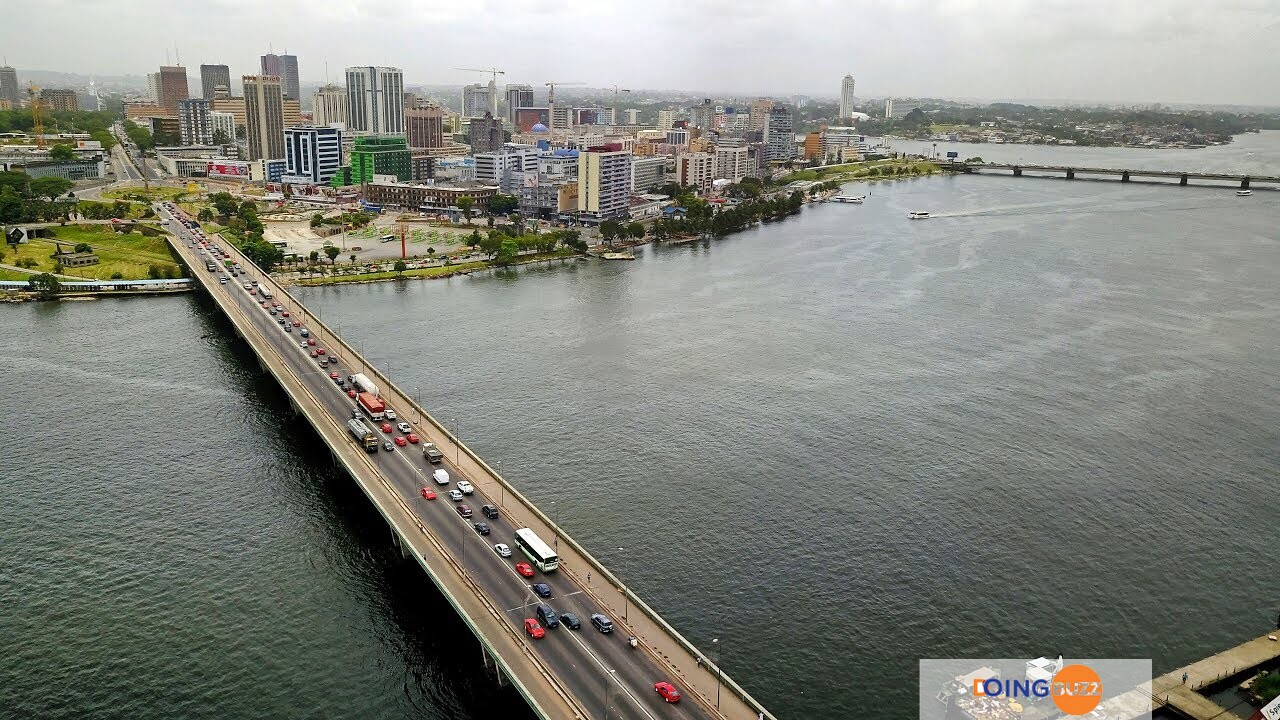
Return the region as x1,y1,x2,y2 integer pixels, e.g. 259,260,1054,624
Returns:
456,196,475,223
1251,672,1280,705
4,224,183,280
0,268,34,281
101,185,189,202
27,272,61,298
204,192,283,271
0,109,118,151
122,120,154,150
0,170,78,223
653,192,806,239
298,260,491,285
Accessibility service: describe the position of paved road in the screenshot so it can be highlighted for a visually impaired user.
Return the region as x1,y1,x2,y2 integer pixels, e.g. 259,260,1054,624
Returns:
158,204,718,720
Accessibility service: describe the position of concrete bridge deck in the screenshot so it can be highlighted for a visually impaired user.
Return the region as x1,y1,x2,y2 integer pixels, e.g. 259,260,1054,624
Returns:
945,162,1279,188
162,207,775,720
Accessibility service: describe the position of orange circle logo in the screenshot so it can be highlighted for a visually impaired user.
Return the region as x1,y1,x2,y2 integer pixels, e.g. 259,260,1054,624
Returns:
1051,663,1103,714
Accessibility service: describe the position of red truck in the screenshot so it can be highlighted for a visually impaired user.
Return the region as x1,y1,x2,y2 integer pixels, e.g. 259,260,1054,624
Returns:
357,392,386,420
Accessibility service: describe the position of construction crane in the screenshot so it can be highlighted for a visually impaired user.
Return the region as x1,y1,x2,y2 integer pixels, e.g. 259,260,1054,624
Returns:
453,67,505,117
544,81,584,130
609,85,631,124
28,84,45,148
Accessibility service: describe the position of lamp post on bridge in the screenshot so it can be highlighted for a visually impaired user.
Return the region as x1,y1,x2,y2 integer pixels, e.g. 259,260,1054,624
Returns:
601,668,617,720
451,417,461,463
616,547,628,624
712,637,722,712
496,461,504,507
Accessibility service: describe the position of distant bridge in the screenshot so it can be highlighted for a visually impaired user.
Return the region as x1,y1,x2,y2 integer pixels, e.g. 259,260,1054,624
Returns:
943,162,1278,189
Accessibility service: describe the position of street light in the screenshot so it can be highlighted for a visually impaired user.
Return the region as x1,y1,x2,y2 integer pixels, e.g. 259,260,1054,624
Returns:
712,638,722,712
497,461,505,506
616,547,628,623
550,501,558,548
453,417,461,463
601,668,617,719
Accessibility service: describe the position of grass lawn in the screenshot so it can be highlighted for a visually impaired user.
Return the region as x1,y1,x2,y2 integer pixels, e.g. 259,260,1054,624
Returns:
13,225,183,280
101,186,189,202
297,261,491,285
0,268,35,281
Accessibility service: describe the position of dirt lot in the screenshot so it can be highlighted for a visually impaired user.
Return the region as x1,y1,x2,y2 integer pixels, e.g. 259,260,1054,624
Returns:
263,216,477,261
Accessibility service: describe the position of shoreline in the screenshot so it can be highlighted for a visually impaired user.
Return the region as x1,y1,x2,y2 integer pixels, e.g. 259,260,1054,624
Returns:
283,251,586,287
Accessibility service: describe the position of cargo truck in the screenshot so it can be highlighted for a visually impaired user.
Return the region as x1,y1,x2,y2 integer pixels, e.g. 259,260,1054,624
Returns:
351,373,379,397
422,443,443,463
357,392,386,421
347,418,378,453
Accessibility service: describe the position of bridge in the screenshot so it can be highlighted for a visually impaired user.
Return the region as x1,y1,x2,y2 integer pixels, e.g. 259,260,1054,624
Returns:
159,203,775,720
943,161,1279,189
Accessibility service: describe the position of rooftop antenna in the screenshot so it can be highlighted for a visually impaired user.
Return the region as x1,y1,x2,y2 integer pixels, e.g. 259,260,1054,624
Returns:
175,44,181,65
325,60,329,83
165,48,170,65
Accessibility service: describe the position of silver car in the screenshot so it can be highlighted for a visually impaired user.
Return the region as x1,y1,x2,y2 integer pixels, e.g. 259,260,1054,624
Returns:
493,543,512,558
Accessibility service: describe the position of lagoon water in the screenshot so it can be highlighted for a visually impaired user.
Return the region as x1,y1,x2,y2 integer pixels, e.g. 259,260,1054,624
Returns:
3,134,1277,719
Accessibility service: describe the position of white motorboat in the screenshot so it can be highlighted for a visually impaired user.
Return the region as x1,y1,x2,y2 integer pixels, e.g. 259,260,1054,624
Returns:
832,195,865,204
1237,190,1252,196
908,211,930,219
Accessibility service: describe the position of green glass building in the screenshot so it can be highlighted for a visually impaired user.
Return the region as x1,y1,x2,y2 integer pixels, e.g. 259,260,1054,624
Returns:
349,135,412,183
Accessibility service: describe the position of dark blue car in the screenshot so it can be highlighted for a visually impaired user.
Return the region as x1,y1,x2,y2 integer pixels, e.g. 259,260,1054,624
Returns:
532,583,552,598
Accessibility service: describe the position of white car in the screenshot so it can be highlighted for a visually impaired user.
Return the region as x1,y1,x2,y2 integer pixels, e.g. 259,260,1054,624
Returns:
433,469,450,485
457,480,474,495
494,543,512,558
447,489,464,502
396,422,412,434
384,409,397,420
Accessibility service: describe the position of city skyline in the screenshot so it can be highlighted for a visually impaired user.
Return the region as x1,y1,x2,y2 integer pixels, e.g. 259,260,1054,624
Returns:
1,0,1277,106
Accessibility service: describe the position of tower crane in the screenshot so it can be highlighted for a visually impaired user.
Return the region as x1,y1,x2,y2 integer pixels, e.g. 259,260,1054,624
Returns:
28,84,45,149
453,67,505,117
609,85,631,124
544,81,584,130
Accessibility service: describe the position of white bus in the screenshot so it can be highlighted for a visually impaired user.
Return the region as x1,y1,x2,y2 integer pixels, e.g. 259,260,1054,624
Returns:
258,286,273,300
513,528,559,572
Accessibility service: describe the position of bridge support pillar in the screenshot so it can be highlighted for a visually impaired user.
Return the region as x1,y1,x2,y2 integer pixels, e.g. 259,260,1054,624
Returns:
1121,171,1130,183
1066,169,1075,180
391,528,408,559
1241,177,1251,189
1013,167,1022,177
1180,175,1188,186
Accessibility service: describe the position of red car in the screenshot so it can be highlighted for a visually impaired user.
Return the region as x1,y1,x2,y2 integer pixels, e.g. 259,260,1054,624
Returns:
292,319,301,327
405,433,419,444
515,562,534,578
421,488,437,500
380,423,393,433
310,350,318,358
307,338,316,346
523,619,545,639
654,682,681,704
393,436,408,447
281,311,289,318
346,389,357,398
315,348,326,355
329,372,340,380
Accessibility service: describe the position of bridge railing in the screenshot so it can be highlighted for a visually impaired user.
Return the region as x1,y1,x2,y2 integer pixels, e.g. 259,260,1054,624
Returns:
274,280,777,720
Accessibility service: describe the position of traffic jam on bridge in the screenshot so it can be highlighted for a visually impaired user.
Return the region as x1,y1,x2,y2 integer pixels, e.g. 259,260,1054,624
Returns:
158,202,704,719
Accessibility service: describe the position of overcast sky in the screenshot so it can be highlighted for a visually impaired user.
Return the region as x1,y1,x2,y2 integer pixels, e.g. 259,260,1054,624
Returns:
5,0,1279,105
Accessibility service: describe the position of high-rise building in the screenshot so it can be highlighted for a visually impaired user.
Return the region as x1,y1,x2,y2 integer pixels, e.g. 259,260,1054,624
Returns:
675,152,715,194
349,135,412,183
665,128,689,146
763,106,794,162
283,99,301,128
200,64,230,100
282,126,342,185
630,156,666,192
405,107,445,149
462,83,492,119
345,66,404,135
210,111,236,144
657,109,676,130
577,148,632,220
623,109,640,125
690,99,715,130
313,84,348,127
839,75,856,119
749,99,774,131
505,84,534,123
884,98,894,119
714,145,748,183
468,111,503,154
41,89,78,112
178,99,212,145
243,75,285,161
261,53,299,100
158,65,189,115
210,97,247,131
147,73,161,103
0,66,19,106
